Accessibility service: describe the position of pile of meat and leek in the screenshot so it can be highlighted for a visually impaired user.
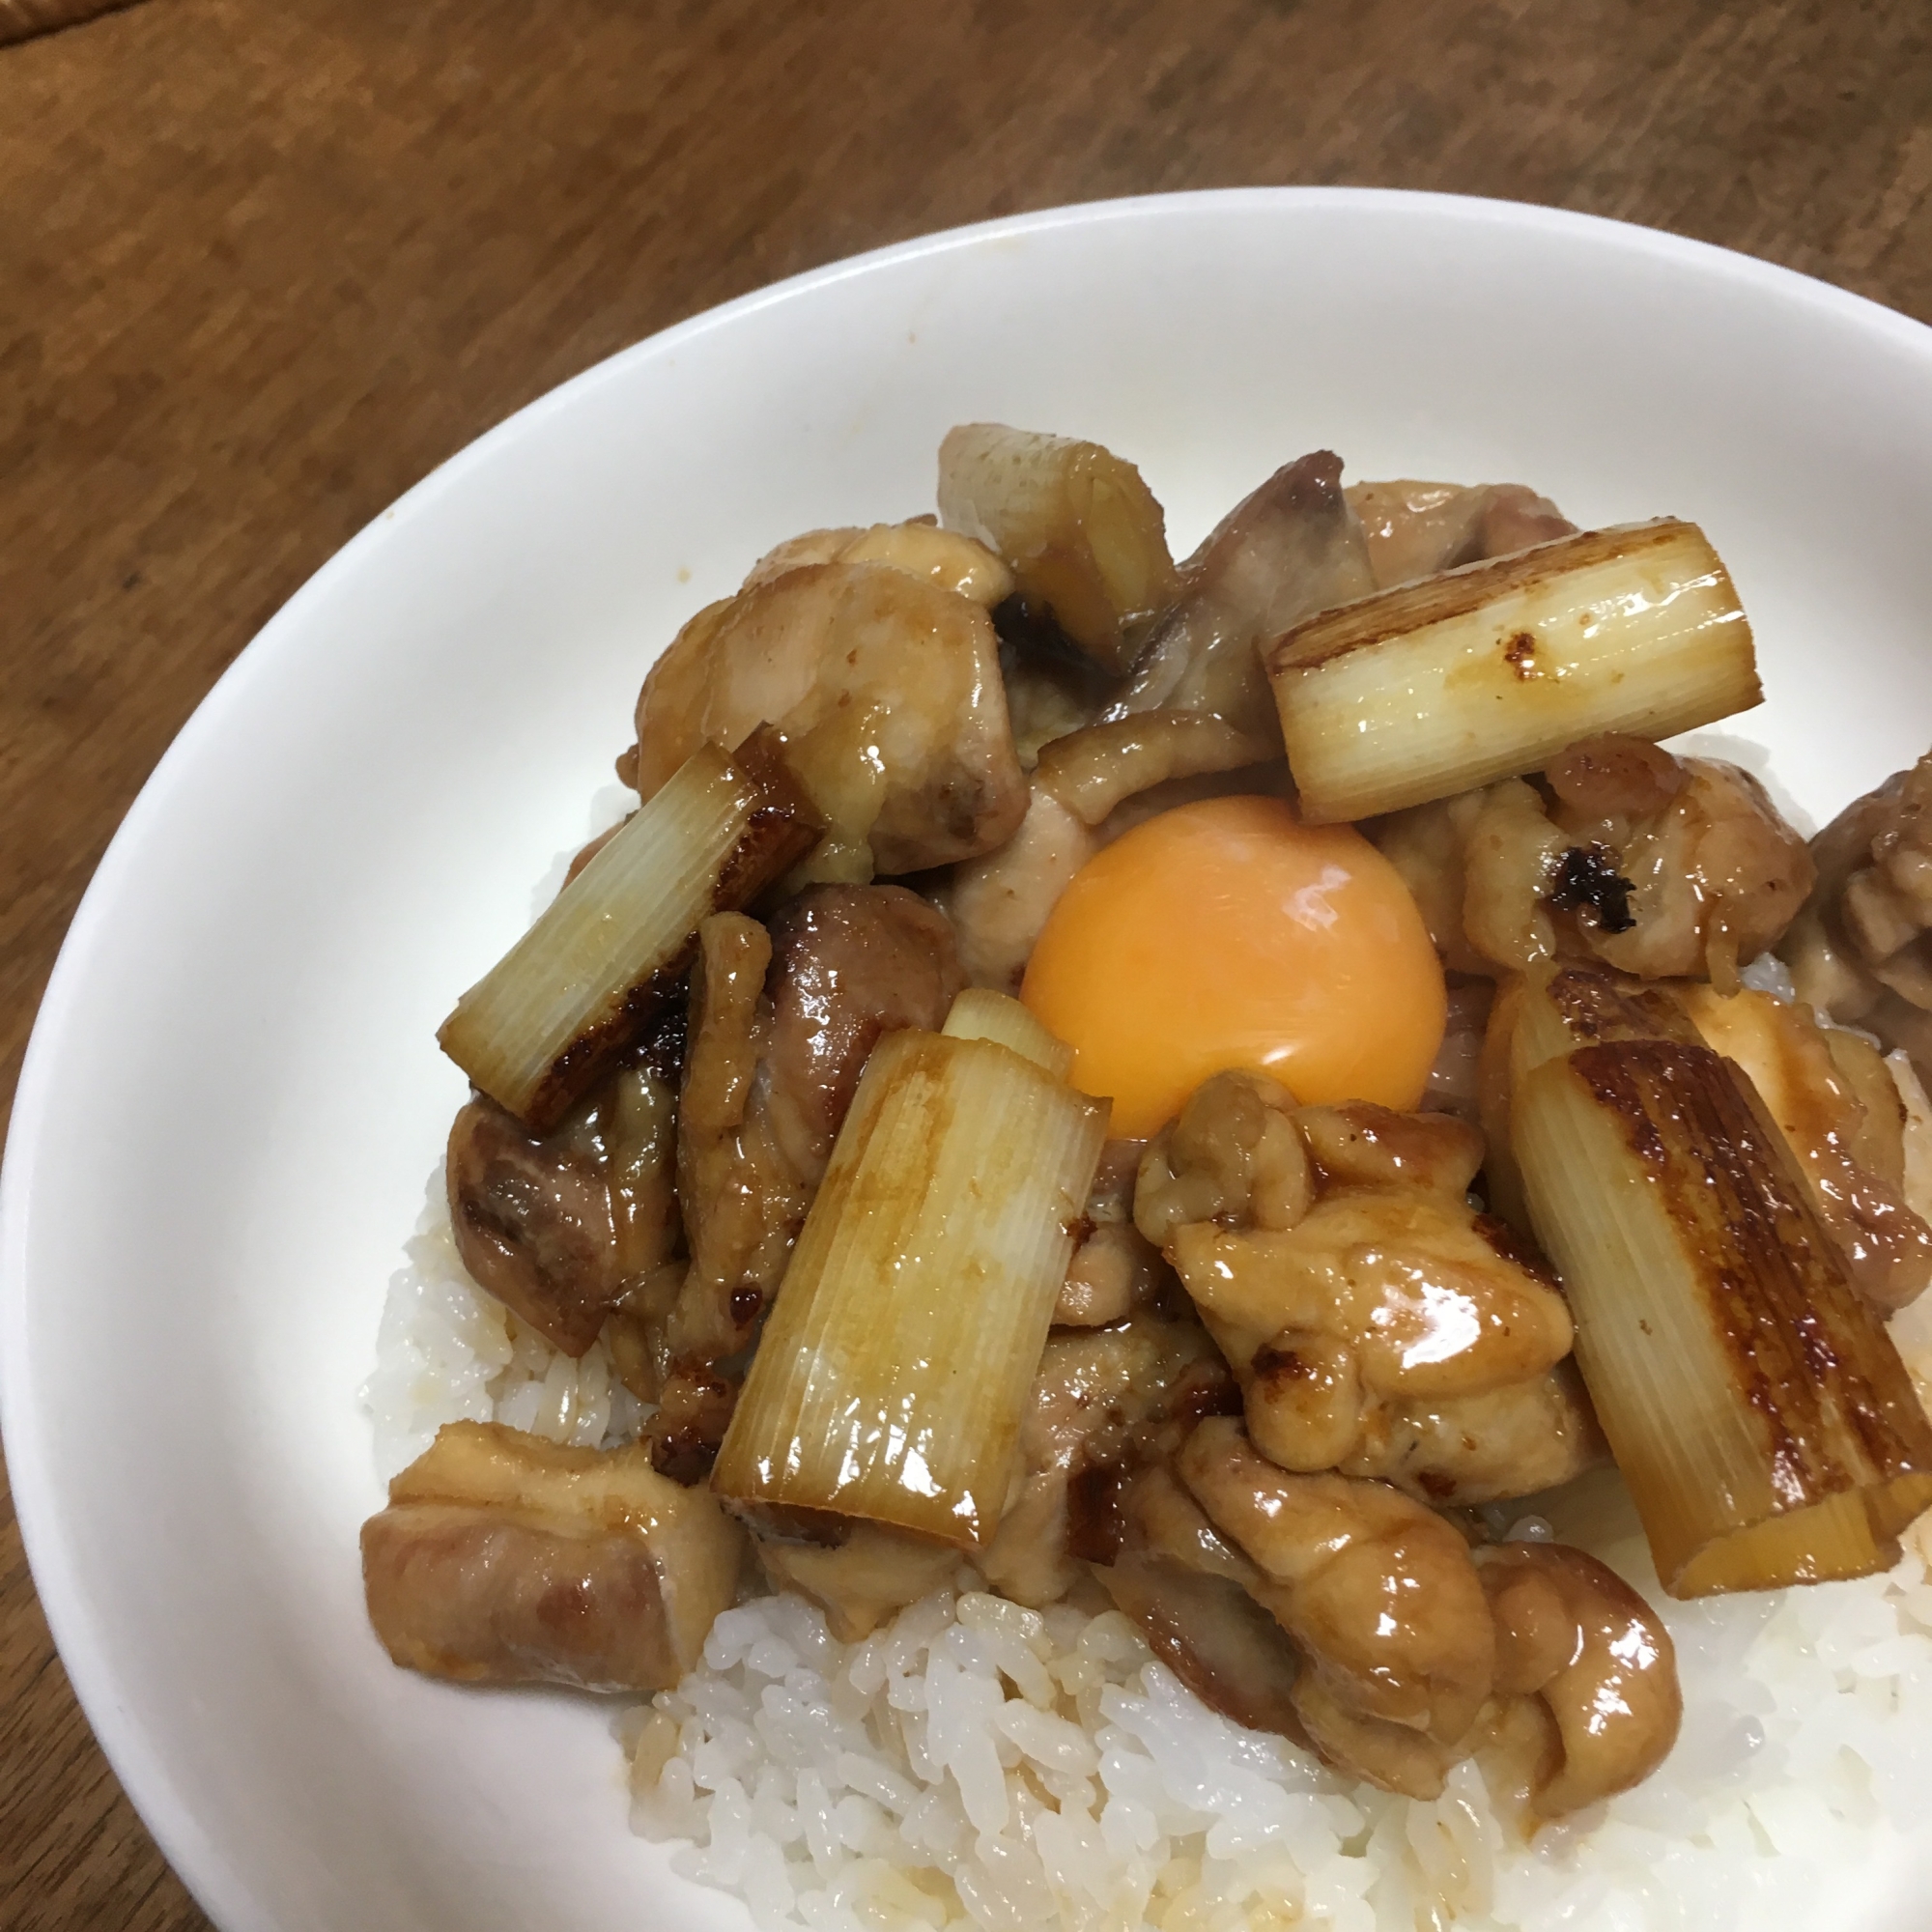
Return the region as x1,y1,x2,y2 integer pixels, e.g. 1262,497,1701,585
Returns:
362,427,1932,1827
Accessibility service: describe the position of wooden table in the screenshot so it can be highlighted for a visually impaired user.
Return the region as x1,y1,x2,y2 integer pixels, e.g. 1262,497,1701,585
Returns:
2,1,1928,1923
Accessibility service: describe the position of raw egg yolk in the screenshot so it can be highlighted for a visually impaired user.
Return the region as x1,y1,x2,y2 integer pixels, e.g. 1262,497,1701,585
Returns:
1020,795,1446,1137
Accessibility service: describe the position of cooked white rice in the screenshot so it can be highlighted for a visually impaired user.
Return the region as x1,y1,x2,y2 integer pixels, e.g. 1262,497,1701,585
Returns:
364,1179,1932,1932
618,1503,1932,1932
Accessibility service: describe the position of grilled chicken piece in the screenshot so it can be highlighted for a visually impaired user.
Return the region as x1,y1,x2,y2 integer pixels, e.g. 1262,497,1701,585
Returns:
1346,479,1576,590
446,1064,679,1356
1110,450,1377,738
1053,1140,1176,1328
361,1421,743,1692
941,784,1094,994
647,888,963,1481
1374,735,1813,991
1475,1541,1680,1819
1549,741,1813,990
1138,1072,1589,1503
979,1311,1238,1608
1094,1463,1307,1738
1780,748,1932,1080
1674,982,1932,1312
753,1521,964,1643
1179,1418,1495,1800
1345,477,1569,587
740,520,1014,606
1376,777,1570,977
1345,1364,1605,1507
630,549,1025,881
1423,979,1494,1126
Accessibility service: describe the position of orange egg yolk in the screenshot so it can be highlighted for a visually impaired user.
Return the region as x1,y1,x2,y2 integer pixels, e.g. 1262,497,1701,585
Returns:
1020,795,1446,1138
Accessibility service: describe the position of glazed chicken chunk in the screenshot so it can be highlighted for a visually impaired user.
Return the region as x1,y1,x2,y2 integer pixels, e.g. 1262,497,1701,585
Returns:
1137,1070,1598,1505
1780,747,1932,1077
1345,478,1577,588
1375,734,1814,991
445,1061,679,1357
979,1309,1238,1608
629,532,1026,881
361,1421,744,1692
1109,449,1377,738
1098,1421,1681,1814
1052,1139,1177,1328
1094,1462,1307,1739
1179,1418,1496,1801
1476,1540,1681,1819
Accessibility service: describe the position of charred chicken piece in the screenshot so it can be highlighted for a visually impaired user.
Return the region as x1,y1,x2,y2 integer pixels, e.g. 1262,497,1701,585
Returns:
1373,779,1569,977
1475,1541,1681,1819
1780,749,1932,1078
646,887,963,1482
1179,1418,1496,1800
1374,735,1813,991
446,1063,679,1356
1138,1072,1596,1506
1549,739,1813,990
361,1421,744,1692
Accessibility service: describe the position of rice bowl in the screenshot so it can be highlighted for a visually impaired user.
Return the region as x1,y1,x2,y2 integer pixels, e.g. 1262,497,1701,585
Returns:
10,189,1932,1932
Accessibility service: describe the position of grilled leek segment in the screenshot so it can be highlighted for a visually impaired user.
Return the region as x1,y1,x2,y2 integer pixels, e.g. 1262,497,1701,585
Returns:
1510,963,1932,1597
439,732,819,1129
937,423,1178,673
711,1028,1108,1548
1267,520,1760,824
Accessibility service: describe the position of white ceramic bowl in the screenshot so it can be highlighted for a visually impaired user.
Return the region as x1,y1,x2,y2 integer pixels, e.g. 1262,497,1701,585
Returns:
9,188,1932,1932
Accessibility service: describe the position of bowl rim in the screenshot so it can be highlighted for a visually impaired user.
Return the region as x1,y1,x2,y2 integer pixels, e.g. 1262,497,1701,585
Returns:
6,182,1930,1932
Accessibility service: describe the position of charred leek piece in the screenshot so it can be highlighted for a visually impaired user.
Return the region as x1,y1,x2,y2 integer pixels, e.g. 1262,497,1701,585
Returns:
1268,520,1760,824
941,985,1075,1078
937,423,1178,673
1511,964,1932,1597
711,1030,1108,1548
440,731,819,1130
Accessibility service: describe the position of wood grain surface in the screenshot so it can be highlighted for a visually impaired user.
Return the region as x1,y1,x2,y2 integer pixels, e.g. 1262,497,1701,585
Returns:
2,2,1929,1925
